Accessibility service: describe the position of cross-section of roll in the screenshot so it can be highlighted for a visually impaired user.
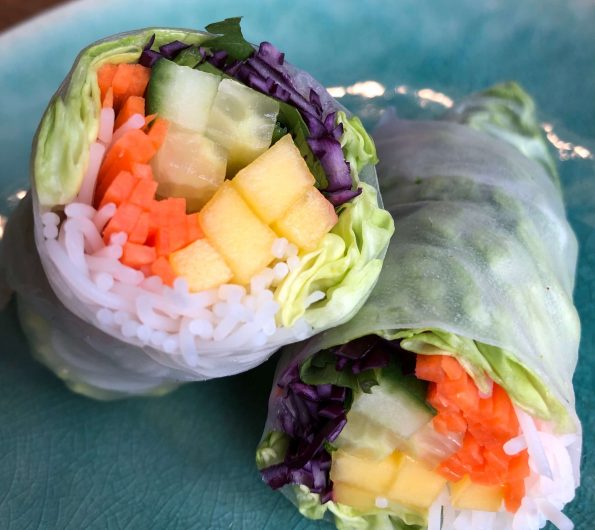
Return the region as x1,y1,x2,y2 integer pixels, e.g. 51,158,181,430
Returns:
257,84,581,530
0,18,393,398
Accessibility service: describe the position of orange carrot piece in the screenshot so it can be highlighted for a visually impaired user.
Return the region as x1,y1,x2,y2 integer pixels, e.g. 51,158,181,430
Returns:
147,117,170,150
121,242,156,269
102,203,143,244
132,162,153,180
186,213,204,243
128,212,151,245
438,456,468,483
144,113,158,128
441,373,479,413
102,87,114,109
151,257,176,286
115,95,145,130
98,171,138,208
504,480,525,513
507,451,530,482
128,179,158,210
97,63,118,102
415,355,445,383
111,63,151,109
443,411,468,433
460,432,483,467
441,355,465,380
98,129,157,187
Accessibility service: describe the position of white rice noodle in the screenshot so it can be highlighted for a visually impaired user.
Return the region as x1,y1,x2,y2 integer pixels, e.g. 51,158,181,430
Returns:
43,202,311,366
93,202,116,232
418,405,578,530
110,113,145,145
515,406,553,479
76,141,106,205
98,107,115,145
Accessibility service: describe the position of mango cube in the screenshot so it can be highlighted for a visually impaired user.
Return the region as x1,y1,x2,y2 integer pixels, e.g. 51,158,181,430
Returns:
272,187,338,252
169,238,232,292
386,453,447,509
232,134,315,224
451,475,504,512
199,181,276,284
331,450,399,493
332,482,379,512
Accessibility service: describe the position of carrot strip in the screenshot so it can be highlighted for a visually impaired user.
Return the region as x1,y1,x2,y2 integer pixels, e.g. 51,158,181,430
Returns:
147,117,170,150
97,63,117,102
128,212,151,245
102,202,142,244
121,242,156,269
111,63,151,110
102,87,114,109
151,257,176,286
128,179,158,210
132,163,153,180
415,355,445,383
186,213,204,243
98,171,138,209
115,96,145,130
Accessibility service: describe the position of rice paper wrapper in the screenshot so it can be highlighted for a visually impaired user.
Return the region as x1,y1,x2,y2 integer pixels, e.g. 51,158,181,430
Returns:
0,28,392,398
261,91,582,523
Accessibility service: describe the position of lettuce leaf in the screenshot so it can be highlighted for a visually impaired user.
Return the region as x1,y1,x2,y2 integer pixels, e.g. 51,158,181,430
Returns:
33,29,209,207
274,182,394,330
288,486,425,530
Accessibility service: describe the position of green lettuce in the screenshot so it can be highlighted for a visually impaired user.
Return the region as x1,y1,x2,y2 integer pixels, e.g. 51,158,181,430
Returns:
33,29,209,207
287,486,425,530
275,182,394,329
338,111,379,178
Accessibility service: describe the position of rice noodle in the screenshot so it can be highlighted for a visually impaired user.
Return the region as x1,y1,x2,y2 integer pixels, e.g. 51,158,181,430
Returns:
43,201,311,362
110,113,145,145
76,142,106,205
98,107,115,145
515,406,553,479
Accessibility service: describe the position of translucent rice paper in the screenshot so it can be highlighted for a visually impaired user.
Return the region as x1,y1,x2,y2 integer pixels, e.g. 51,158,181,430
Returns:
0,29,390,399
319,117,580,417
259,107,582,526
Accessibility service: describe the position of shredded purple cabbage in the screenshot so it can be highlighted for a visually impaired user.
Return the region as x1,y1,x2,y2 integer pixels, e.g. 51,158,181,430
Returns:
260,336,392,502
260,362,345,501
139,35,191,68
159,40,190,59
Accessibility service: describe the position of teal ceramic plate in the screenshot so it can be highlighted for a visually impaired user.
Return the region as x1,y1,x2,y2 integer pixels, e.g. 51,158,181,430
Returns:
0,1,593,528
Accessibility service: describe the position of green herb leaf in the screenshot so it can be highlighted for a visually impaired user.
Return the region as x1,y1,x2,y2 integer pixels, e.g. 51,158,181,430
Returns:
203,17,254,61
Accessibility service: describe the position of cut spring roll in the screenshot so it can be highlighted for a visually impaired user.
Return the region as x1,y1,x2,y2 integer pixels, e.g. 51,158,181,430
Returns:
0,19,393,398
257,84,581,530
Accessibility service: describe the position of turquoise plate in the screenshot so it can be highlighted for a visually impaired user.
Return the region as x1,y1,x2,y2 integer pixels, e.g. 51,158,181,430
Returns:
0,1,593,528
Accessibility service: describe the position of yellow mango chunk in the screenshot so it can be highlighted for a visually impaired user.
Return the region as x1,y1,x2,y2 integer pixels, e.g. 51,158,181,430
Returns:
169,238,233,292
199,181,276,284
331,450,400,493
332,482,378,512
386,453,447,509
272,187,338,252
232,134,315,224
451,475,504,512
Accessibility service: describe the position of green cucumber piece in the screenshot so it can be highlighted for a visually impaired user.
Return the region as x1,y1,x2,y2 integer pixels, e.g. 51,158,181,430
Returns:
146,58,221,133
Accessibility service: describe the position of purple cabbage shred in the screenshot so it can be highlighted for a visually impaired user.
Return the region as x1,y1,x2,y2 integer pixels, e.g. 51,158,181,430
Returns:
260,335,393,502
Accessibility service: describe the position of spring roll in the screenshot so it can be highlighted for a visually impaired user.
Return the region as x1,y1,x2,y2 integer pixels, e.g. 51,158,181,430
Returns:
257,83,581,530
0,19,393,398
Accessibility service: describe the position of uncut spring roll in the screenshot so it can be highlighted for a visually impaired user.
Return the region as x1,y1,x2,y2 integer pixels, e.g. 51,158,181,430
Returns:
257,84,581,530
0,18,393,398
